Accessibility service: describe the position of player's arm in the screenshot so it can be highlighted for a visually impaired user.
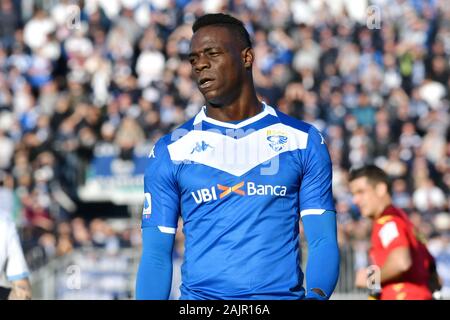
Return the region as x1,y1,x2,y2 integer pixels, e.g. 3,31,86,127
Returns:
302,211,340,300
379,246,411,284
299,126,340,300
5,220,31,300
374,219,415,284
135,139,180,300
136,227,175,299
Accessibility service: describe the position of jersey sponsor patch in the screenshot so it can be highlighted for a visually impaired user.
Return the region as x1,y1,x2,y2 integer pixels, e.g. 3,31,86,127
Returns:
379,221,399,248
190,182,288,204
143,192,152,217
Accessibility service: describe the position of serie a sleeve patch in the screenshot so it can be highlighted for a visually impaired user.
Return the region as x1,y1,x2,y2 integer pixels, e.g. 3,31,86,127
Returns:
378,221,399,248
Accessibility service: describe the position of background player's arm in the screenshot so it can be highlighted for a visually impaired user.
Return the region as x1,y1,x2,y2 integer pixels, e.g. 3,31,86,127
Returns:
357,219,416,289
375,219,413,284
379,246,412,284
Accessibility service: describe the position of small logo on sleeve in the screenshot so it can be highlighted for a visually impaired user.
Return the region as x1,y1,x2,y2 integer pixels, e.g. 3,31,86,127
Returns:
149,146,156,158
379,221,399,248
318,132,325,144
143,193,152,218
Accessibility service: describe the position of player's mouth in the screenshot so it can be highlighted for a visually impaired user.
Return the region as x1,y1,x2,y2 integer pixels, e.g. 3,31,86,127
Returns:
198,77,215,89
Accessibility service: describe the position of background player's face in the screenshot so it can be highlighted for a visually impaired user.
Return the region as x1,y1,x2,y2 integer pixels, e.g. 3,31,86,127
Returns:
349,177,385,219
189,26,247,106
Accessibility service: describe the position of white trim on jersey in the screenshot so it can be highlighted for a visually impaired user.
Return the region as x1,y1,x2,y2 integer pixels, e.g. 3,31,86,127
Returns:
158,226,177,234
193,102,277,128
167,123,309,177
300,209,326,217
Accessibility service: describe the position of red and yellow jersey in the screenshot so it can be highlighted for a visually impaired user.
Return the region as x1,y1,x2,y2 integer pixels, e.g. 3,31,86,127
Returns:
369,205,433,300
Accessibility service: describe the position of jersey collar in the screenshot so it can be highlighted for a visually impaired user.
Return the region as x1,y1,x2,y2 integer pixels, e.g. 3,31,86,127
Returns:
193,101,277,129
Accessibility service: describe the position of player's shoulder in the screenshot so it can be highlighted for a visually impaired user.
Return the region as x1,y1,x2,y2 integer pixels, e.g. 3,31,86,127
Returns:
147,117,197,163
373,214,408,248
274,108,326,144
374,215,394,227
154,117,197,148
375,206,409,226
274,108,314,134
374,214,406,231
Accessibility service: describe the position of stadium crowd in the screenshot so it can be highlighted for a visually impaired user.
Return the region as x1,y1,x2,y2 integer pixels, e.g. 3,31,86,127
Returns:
0,0,449,296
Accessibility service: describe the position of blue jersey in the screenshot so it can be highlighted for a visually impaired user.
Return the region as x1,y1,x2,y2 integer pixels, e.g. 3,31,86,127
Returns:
141,103,335,299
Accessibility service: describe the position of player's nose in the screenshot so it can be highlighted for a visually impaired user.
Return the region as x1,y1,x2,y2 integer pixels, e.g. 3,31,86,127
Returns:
194,55,210,72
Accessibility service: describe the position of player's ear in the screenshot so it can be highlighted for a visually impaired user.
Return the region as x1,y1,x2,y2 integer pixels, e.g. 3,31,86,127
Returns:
375,182,388,197
241,47,254,69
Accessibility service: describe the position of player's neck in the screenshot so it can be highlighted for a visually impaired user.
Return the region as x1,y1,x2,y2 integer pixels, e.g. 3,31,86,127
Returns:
373,198,393,219
205,92,262,123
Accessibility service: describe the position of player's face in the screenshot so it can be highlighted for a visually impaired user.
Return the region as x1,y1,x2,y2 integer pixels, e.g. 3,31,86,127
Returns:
189,26,246,106
349,177,380,219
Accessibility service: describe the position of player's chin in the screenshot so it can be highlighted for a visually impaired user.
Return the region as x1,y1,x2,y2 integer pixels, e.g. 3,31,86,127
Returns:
203,91,223,105
361,209,371,218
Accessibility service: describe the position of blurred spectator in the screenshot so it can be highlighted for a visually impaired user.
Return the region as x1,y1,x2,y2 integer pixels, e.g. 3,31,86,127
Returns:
71,217,92,248
392,178,413,210
23,9,55,53
428,213,450,299
413,178,447,213
0,0,20,50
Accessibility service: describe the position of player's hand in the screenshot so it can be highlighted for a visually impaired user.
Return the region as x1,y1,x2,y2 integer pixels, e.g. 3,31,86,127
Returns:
305,288,327,300
8,280,32,300
8,287,32,300
355,268,368,288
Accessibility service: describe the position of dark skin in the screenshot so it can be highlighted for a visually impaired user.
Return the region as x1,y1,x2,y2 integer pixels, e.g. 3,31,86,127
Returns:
189,25,262,122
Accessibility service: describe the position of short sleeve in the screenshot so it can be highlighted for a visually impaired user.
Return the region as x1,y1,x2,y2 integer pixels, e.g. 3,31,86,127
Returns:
6,221,29,281
141,139,180,234
299,126,335,217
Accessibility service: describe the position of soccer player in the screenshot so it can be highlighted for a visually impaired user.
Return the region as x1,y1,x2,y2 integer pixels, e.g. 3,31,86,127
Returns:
135,13,339,300
349,165,441,300
0,214,32,300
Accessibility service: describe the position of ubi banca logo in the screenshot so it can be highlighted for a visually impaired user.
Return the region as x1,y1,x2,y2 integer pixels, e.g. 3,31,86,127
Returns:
191,181,287,204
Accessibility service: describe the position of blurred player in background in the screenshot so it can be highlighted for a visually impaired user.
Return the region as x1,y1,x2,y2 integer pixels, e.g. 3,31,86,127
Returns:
349,165,441,300
0,213,32,300
135,13,339,300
